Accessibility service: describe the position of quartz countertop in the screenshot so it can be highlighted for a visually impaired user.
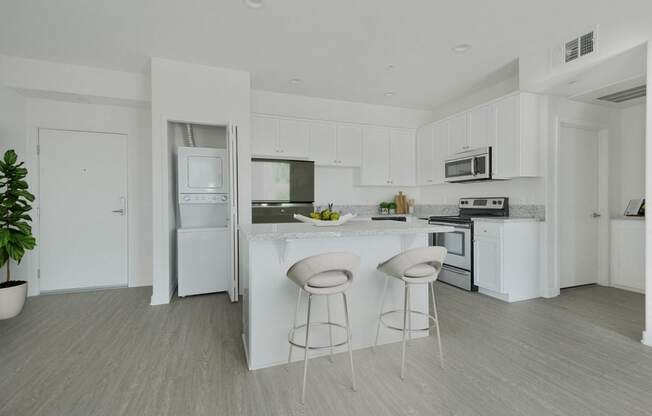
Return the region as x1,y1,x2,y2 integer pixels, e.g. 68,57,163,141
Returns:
239,219,453,241
471,217,542,223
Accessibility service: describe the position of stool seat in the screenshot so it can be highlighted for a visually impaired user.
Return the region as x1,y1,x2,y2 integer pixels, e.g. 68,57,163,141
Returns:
404,264,437,278
308,270,349,288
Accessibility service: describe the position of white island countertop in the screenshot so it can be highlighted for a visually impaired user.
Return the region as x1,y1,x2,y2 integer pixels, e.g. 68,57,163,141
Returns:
239,219,453,241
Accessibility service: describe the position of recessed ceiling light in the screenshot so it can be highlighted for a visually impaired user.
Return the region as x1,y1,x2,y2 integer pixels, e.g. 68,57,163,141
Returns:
385,91,395,97
289,78,302,85
452,44,472,53
386,64,396,71
244,0,264,9
568,79,578,85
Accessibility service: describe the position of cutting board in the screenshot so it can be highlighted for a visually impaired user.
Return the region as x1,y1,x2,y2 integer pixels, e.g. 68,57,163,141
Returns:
395,192,408,214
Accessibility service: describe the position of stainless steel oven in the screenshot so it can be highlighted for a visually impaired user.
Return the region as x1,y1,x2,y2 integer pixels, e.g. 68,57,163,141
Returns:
429,222,474,291
444,147,491,183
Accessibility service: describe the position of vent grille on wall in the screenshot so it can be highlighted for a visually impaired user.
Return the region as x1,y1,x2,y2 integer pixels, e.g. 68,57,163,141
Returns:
564,30,596,63
596,85,647,103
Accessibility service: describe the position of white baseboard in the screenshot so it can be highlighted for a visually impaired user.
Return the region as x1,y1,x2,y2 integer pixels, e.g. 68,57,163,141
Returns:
642,331,652,347
540,287,560,298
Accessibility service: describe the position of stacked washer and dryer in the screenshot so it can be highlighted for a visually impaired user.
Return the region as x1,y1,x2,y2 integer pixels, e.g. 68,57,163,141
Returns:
176,145,232,297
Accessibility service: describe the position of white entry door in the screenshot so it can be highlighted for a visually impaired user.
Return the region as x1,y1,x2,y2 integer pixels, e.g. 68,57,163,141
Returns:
39,129,128,292
559,125,600,288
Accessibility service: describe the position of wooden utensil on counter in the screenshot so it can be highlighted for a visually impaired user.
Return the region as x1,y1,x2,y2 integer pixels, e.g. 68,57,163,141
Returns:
395,191,408,214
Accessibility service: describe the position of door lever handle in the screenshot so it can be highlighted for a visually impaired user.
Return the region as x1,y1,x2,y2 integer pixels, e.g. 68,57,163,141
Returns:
112,209,125,215
591,212,601,218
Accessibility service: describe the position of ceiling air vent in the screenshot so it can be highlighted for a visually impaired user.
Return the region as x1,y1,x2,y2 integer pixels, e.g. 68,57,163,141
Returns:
565,39,579,63
563,29,597,64
597,85,646,103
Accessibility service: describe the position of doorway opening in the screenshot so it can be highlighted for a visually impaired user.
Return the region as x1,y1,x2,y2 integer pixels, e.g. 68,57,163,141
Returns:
166,122,239,302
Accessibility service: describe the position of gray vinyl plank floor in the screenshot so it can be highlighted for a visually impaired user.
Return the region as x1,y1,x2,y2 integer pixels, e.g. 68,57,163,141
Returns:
1,283,651,416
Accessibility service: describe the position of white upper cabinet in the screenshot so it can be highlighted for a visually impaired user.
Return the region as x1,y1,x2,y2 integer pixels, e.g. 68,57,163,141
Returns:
251,115,279,156
361,126,415,186
336,125,362,167
416,124,434,185
432,121,448,184
447,113,470,154
389,129,416,186
492,93,540,179
308,122,337,165
278,119,310,158
469,104,494,149
361,126,391,185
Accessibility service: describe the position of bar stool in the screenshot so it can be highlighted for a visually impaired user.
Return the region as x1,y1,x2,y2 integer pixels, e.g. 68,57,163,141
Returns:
286,252,360,404
374,246,447,379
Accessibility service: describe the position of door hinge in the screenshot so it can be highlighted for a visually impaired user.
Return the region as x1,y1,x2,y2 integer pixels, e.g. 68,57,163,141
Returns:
37,269,40,279
36,144,40,155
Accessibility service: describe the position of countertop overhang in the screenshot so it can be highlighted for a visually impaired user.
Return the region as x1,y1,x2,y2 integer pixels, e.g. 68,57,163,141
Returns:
239,220,454,241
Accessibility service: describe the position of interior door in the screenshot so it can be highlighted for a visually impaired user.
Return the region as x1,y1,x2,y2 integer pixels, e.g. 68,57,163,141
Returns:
559,125,600,288
39,129,128,291
227,124,239,302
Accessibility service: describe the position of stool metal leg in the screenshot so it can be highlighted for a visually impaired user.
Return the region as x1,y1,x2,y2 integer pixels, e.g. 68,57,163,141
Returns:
287,287,302,369
373,275,390,350
342,292,356,391
301,294,313,404
400,283,409,380
326,295,334,363
407,283,413,342
430,282,444,367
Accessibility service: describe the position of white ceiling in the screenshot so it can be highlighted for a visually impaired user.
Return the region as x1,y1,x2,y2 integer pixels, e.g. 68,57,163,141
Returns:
0,0,650,110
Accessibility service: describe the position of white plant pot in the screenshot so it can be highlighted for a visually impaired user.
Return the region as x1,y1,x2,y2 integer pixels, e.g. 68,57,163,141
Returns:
0,281,27,320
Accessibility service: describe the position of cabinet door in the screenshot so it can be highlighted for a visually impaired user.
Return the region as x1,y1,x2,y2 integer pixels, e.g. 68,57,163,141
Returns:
493,94,519,178
474,236,502,292
448,113,469,154
469,105,494,149
389,129,416,186
361,126,390,185
432,121,449,184
278,119,310,158
336,125,363,167
416,124,434,185
251,116,279,156
309,122,337,166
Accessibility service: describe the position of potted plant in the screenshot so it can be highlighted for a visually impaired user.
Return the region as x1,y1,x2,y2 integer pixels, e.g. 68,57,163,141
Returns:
0,149,36,320
379,202,389,215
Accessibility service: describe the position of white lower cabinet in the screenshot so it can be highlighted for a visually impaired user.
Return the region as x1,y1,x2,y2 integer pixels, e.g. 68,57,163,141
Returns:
610,219,645,292
473,220,540,302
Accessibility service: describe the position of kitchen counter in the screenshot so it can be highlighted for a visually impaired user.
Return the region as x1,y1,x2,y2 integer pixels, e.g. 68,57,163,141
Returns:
471,217,541,223
239,220,453,370
239,219,452,241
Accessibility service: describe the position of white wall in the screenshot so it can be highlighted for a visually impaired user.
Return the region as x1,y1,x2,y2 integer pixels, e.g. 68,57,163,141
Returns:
251,90,430,206
0,64,27,284
610,103,646,217
151,58,251,305
420,178,543,206
644,41,651,347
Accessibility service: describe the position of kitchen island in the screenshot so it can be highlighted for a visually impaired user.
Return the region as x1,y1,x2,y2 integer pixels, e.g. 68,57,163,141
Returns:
239,219,453,370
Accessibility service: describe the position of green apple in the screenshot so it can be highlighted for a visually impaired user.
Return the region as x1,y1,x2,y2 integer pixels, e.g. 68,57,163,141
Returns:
330,212,340,221
321,210,331,220
309,211,321,219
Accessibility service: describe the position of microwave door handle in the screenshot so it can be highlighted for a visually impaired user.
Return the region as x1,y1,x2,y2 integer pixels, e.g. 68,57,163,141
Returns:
471,157,476,176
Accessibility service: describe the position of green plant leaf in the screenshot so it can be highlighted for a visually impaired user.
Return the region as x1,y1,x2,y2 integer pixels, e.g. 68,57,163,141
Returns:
3,150,17,165
0,229,9,247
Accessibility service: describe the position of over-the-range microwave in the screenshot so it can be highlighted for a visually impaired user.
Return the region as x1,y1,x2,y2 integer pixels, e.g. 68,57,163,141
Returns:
444,147,492,183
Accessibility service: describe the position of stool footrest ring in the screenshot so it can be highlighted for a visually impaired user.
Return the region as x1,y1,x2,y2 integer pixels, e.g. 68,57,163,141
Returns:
380,309,436,333
288,321,351,350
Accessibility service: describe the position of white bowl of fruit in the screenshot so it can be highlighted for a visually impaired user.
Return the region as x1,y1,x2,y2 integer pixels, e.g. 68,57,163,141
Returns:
294,204,356,227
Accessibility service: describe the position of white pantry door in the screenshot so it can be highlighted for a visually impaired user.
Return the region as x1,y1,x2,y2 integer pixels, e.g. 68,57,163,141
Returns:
39,129,128,292
559,125,600,288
